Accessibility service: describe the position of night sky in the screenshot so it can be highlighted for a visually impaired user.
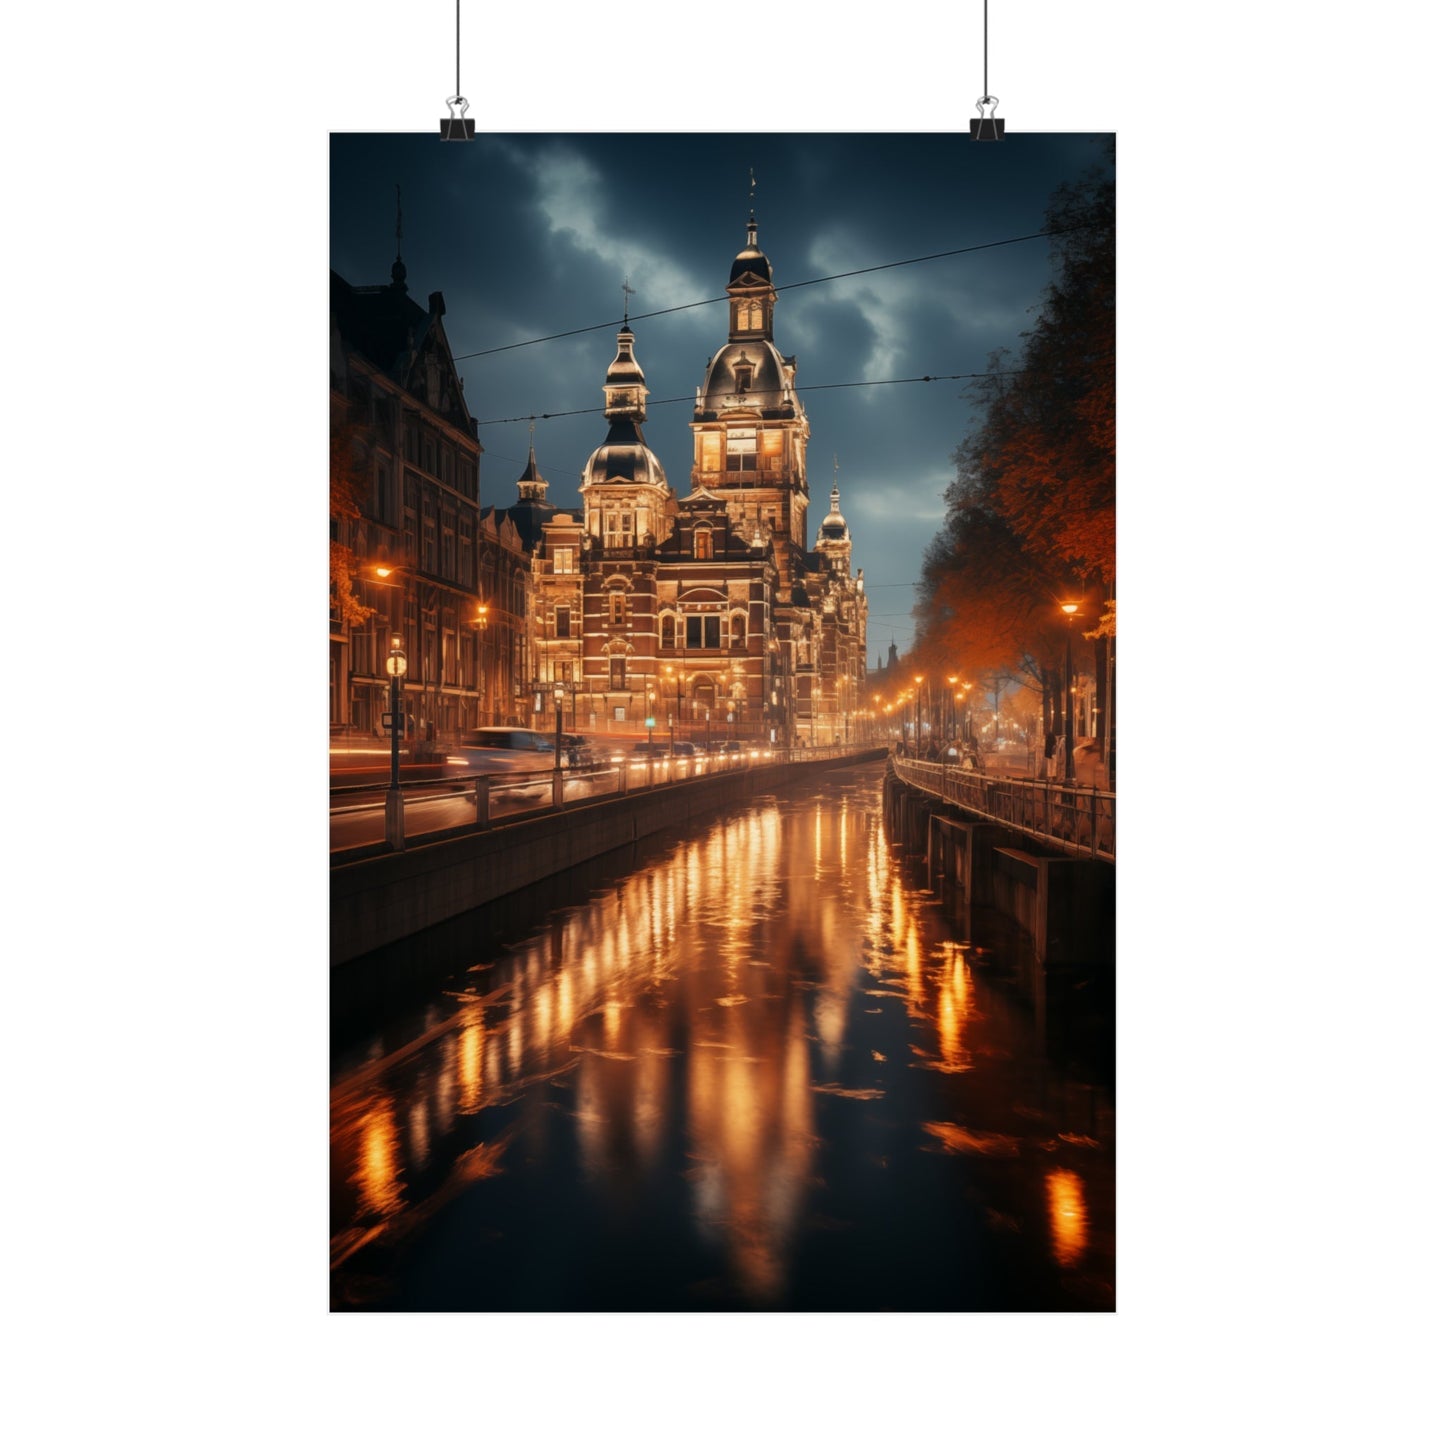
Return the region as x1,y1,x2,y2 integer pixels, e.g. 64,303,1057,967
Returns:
330,132,1112,662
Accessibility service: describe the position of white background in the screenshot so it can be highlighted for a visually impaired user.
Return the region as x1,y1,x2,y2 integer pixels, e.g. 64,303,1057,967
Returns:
1,1,1439,1439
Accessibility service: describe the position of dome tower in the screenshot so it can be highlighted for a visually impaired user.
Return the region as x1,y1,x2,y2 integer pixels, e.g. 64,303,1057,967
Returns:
689,213,811,588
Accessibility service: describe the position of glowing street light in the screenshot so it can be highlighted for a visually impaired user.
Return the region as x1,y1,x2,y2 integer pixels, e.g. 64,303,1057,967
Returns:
553,679,567,807
1061,602,1080,782
384,634,408,849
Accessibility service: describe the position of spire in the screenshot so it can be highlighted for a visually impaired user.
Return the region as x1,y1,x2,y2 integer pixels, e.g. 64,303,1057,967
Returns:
391,183,407,291
517,421,549,502
603,322,648,421
622,276,635,323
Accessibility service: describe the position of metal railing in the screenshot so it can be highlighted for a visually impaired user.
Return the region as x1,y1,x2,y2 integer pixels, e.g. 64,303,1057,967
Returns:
893,757,1115,861
332,743,882,854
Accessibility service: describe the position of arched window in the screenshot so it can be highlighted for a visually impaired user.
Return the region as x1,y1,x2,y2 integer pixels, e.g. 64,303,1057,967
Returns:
731,613,746,648
609,589,627,626
694,529,713,560
660,614,676,649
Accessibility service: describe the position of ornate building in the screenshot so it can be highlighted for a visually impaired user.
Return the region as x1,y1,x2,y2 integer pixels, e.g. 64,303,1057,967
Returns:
503,214,869,742
331,215,868,746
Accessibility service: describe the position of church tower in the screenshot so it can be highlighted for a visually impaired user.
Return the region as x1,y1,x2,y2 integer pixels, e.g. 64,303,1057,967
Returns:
689,212,811,590
578,322,674,711
580,323,674,548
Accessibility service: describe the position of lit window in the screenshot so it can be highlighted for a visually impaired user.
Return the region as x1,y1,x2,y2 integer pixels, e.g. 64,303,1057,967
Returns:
761,430,784,472
726,429,756,471
694,529,713,560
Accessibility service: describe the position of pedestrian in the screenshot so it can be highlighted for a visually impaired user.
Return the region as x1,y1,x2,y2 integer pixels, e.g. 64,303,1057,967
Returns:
1043,730,1057,779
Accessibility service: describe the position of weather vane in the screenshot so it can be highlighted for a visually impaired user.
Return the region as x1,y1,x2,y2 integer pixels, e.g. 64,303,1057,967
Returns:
622,276,635,323
749,167,757,207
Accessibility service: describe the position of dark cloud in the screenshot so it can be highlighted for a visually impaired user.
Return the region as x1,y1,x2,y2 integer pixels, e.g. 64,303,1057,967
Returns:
330,132,1112,657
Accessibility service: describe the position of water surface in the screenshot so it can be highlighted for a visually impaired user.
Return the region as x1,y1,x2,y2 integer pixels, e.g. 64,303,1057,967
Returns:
330,763,1114,1310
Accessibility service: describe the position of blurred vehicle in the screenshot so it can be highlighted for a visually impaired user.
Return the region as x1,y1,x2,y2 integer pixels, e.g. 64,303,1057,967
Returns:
631,740,668,758
446,727,561,777
561,733,595,767
721,740,741,754
671,741,697,758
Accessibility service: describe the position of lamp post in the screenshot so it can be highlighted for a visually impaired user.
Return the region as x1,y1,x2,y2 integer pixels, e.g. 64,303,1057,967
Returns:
472,603,489,727
385,634,408,850
914,675,923,757
1061,602,1080,782
646,688,656,784
553,680,566,808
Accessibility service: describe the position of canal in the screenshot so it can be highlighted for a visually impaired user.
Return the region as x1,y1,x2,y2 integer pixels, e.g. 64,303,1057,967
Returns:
330,760,1115,1310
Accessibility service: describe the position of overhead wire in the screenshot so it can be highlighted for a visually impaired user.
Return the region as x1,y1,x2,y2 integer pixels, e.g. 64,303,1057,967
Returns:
450,220,1092,363
471,369,1025,429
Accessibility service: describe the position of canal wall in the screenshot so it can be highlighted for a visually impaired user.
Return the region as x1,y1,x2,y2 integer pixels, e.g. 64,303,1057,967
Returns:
885,766,1114,969
332,750,885,967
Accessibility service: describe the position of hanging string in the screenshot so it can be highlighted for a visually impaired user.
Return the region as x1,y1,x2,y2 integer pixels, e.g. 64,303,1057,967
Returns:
971,0,1003,140
441,1,473,139
456,0,461,97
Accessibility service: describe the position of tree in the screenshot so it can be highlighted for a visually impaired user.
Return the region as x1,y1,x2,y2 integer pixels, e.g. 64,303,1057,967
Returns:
914,156,1114,748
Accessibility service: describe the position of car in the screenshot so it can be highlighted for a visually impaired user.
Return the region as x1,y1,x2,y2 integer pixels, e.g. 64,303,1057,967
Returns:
446,727,562,777
631,739,668,758
671,741,697,758
721,740,741,754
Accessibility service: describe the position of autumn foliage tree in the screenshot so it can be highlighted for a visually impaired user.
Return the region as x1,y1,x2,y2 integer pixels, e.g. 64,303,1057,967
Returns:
915,155,1115,737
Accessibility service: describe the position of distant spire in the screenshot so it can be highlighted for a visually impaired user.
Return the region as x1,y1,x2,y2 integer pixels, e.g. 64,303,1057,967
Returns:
391,183,407,290
747,168,758,246
517,421,548,502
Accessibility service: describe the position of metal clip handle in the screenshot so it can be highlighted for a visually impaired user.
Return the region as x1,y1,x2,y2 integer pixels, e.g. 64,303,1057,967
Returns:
445,95,470,120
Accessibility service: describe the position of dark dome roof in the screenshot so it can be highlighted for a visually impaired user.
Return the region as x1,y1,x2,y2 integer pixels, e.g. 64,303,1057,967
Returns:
580,417,668,490
699,341,791,412
729,243,772,285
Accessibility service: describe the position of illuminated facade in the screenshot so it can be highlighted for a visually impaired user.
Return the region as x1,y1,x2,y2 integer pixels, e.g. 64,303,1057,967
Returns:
505,215,868,740
330,263,492,738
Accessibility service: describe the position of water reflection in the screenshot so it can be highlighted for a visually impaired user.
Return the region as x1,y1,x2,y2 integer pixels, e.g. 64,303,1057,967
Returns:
1047,1168,1090,1268
330,765,1114,1310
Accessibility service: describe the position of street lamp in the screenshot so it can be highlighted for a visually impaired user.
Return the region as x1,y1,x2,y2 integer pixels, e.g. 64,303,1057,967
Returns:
914,674,924,757
384,634,408,849
553,679,566,807
1061,602,1080,782
664,663,682,752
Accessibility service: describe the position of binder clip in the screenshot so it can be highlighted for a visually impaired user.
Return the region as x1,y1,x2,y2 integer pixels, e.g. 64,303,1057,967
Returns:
969,96,1004,141
440,95,475,142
